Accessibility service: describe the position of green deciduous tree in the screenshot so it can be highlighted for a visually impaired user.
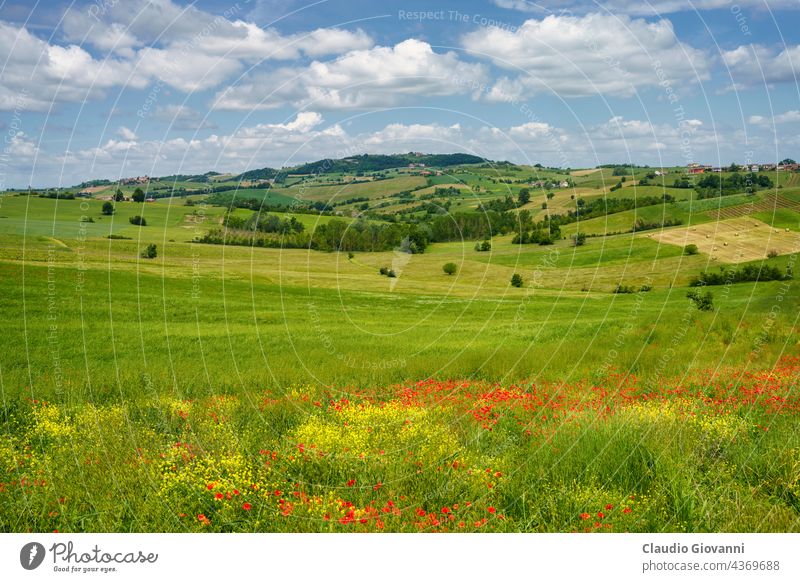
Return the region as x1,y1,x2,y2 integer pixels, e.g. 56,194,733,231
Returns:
141,244,157,259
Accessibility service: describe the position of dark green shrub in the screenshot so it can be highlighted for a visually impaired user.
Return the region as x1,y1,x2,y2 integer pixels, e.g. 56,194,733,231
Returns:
141,244,157,259
572,233,587,247
687,289,713,311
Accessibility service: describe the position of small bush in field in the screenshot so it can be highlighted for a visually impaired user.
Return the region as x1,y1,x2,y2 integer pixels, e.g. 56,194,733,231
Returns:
141,243,157,259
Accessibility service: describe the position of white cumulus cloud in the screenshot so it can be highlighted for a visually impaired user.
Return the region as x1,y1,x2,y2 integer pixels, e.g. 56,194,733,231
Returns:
213,39,489,110
722,44,800,88
462,14,710,98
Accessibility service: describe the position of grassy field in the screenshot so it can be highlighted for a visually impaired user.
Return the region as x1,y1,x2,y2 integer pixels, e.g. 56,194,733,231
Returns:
274,176,427,202
1,180,799,533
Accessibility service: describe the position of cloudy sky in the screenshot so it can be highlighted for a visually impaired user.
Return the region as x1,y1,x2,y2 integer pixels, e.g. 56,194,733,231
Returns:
1,0,799,187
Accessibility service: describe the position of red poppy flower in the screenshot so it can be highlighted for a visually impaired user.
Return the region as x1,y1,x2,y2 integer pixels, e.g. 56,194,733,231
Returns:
242,503,252,511
605,504,613,510
623,507,632,514
441,507,451,514
597,511,605,518
487,506,496,514
215,493,224,500
580,513,590,520
346,479,356,487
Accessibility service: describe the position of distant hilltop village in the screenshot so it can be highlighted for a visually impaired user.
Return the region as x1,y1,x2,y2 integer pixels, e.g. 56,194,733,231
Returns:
119,175,150,185
687,161,799,174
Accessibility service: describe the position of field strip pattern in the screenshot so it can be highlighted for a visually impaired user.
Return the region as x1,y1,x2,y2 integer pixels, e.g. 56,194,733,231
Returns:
707,193,800,220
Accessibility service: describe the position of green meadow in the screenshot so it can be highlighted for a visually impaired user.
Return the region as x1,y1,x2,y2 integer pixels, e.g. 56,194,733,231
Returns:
1,190,797,398
1,177,799,532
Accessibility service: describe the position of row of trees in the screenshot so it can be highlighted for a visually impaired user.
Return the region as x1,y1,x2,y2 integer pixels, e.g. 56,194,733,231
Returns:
427,211,519,241
689,264,792,286
511,226,561,245
199,219,430,254
224,213,305,235
694,173,773,198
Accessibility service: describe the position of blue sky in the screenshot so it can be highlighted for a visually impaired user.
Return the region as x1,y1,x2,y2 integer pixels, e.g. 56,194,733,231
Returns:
1,0,799,187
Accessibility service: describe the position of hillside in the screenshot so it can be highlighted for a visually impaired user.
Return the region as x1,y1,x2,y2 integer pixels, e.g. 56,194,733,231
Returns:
287,153,486,175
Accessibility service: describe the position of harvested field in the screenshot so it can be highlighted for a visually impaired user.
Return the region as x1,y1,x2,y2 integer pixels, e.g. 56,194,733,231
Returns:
644,216,800,263
571,168,601,177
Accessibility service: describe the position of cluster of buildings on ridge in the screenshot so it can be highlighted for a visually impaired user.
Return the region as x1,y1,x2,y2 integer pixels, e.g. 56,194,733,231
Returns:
687,162,799,174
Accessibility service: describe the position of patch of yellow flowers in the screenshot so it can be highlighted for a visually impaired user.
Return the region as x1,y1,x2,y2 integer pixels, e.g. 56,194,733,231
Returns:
293,401,459,462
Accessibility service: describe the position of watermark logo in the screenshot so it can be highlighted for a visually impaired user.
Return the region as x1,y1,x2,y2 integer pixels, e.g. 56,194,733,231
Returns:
20,542,46,570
